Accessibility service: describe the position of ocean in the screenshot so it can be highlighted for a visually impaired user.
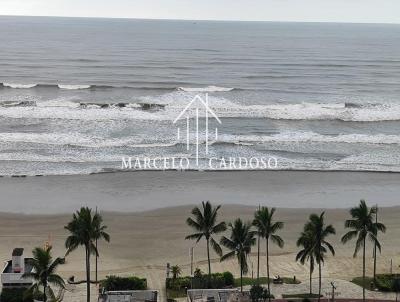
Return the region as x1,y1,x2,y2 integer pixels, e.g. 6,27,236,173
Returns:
1,16,400,176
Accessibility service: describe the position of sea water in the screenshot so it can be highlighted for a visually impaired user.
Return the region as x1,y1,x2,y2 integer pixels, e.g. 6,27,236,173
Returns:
0,16,400,175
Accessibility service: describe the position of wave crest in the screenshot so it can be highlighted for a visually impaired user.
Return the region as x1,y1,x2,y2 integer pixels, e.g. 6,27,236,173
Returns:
177,86,234,92
1,90,400,122
58,84,91,90
3,83,38,89
1,131,399,149
219,132,400,145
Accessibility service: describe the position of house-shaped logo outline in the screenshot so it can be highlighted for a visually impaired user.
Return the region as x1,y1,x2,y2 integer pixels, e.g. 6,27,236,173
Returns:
172,94,221,166
172,94,222,124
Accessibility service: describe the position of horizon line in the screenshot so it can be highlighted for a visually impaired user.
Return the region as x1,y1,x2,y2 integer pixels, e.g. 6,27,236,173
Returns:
1,14,400,26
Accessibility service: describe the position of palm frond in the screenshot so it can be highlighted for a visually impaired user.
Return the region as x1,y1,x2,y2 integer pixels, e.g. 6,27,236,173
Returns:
220,250,235,262
271,234,284,248
185,233,203,241
353,235,364,257
220,236,236,250
48,274,66,289
186,217,202,231
341,230,358,244
210,237,223,256
212,221,227,234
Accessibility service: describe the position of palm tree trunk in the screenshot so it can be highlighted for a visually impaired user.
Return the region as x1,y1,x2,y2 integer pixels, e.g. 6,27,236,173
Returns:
266,239,271,302
373,205,378,283
363,238,366,302
96,239,98,283
374,243,376,284
257,234,260,284
96,207,98,284
373,244,376,283
318,261,321,302
206,238,211,287
86,246,91,302
43,284,47,302
309,262,312,295
240,256,243,293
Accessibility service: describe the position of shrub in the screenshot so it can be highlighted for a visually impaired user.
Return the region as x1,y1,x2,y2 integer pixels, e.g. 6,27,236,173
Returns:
222,271,234,286
373,274,400,292
250,285,263,302
1,288,33,302
166,271,235,290
376,275,393,292
167,276,191,291
249,285,272,302
101,275,147,291
393,279,400,292
194,268,203,278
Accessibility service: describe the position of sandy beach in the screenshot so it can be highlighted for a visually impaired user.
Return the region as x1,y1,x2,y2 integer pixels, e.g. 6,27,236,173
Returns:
0,171,400,300
0,205,400,300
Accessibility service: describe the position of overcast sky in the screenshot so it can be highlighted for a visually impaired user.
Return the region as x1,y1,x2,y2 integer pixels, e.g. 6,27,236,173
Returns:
1,0,400,24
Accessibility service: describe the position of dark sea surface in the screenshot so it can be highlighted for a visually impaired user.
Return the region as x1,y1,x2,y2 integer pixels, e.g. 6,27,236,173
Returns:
0,16,400,175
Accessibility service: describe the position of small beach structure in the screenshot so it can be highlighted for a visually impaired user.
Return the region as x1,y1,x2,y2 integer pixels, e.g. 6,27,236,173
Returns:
187,289,243,302
1,248,34,288
98,290,158,302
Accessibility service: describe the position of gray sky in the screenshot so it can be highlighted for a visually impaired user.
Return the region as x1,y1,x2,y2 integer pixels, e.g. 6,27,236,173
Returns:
1,0,400,24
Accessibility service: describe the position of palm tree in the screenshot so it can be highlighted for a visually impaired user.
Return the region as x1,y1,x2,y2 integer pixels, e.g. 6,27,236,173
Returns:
65,207,110,302
93,208,109,283
171,265,182,279
185,201,227,284
296,230,315,295
23,246,65,302
372,205,385,282
305,212,336,302
341,200,386,302
220,218,256,292
255,205,261,283
253,207,284,301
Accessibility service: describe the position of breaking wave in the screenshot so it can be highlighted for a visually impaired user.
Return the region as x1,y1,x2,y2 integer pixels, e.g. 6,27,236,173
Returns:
1,83,93,90
1,130,399,149
0,82,236,92
1,91,400,122
2,83,38,89
219,132,400,145
0,132,177,148
177,86,234,92
58,84,91,90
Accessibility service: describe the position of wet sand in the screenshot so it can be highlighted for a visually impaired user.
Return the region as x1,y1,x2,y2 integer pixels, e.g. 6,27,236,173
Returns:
0,170,399,214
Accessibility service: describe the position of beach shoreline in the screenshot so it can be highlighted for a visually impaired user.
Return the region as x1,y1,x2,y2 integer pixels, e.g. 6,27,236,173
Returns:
0,170,399,214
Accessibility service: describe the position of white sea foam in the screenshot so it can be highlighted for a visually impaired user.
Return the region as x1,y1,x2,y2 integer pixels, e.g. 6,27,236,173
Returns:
0,132,178,148
37,99,81,108
0,132,95,146
177,86,234,92
0,105,165,121
1,130,398,150
1,90,400,122
219,132,400,145
58,84,91,90
140,92,400,122
3,83,38,89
